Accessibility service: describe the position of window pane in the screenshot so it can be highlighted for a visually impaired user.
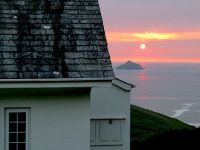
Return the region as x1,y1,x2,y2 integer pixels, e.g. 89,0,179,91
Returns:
9,113,17,122
18,143,25,150
9,123,17,132
18,133,26,142
9,143,17,150
7,110,29,150
18,113,26,122
18,123,26,132
9,133,17,142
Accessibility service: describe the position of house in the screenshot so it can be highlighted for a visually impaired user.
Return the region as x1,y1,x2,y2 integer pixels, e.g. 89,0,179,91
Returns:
0,0,133,150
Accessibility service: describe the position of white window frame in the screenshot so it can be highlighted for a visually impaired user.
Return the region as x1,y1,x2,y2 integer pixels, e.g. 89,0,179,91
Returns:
90,119,124,146
5,108,30,150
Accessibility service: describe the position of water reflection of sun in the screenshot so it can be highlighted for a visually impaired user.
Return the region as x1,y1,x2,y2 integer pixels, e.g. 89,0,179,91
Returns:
139,73,148,81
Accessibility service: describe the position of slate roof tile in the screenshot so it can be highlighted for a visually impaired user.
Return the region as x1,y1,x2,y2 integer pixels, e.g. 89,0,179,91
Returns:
0,0,114,79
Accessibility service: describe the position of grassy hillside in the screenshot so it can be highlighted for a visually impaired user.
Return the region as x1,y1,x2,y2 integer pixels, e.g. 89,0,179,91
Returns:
131,105,193,143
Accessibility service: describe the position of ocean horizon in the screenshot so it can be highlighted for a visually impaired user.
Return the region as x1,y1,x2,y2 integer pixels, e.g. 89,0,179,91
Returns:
114,62,200,127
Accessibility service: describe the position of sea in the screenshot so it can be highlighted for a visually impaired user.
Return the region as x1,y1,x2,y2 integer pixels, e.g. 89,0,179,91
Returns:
114,62,200,127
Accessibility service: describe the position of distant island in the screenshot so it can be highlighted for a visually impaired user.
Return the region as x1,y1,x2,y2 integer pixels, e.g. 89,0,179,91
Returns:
116,61,144,70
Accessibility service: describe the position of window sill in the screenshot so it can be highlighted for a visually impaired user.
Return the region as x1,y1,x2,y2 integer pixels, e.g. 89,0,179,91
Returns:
90,142,123,146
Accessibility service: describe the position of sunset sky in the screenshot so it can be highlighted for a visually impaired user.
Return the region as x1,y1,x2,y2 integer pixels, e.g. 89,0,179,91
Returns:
99,0,200,63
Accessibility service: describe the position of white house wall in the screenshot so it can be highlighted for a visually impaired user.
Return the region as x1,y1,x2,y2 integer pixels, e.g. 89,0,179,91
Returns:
0,88,90,150
91,85,130,150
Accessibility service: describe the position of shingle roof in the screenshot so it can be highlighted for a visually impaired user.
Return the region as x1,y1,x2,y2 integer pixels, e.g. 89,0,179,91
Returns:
0,0,114,79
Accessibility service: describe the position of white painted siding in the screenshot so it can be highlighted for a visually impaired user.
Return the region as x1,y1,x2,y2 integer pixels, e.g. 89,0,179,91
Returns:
0,88,90,150
91,85,131,150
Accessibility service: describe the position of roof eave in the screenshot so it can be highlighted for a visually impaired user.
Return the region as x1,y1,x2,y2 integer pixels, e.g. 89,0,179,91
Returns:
0,78,113,89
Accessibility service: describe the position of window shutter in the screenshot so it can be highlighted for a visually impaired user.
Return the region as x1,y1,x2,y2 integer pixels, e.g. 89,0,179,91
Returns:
90,120,96,142
90,119,123,146
99,120,110,142
110,120,121,142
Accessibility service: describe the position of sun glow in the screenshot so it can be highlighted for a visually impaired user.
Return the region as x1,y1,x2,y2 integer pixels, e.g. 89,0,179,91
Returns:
107,31,200,64
140,44,146,50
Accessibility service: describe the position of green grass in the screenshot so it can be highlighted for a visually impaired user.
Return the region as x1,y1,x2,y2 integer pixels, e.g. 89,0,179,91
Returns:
131,105,193,142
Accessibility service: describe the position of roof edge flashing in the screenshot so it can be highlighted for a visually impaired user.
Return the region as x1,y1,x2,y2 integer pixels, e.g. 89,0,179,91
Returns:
112,78,135,91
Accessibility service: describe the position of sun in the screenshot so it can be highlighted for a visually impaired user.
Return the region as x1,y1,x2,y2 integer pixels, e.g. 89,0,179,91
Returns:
140,44,146,50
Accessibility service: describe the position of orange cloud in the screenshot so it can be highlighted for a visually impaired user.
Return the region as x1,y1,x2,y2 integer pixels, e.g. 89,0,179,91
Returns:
107,32,200,42
133,32,178,40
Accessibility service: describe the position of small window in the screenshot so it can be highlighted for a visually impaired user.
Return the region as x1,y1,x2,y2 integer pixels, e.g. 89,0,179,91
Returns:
5,109,30,150
90,119,123,146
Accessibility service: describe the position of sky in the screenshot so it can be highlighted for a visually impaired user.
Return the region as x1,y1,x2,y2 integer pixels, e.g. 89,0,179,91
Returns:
99,0,200,63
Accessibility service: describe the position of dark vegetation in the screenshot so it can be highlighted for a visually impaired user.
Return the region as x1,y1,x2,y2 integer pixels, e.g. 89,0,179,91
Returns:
131,105,199,150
